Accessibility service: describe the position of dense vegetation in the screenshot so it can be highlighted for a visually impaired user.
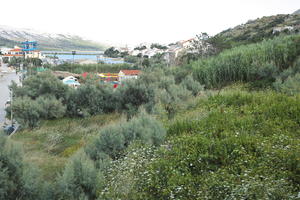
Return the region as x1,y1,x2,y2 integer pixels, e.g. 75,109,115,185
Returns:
192,35,300,88
2,23,300,199
213,14,300,48
48,63,137,74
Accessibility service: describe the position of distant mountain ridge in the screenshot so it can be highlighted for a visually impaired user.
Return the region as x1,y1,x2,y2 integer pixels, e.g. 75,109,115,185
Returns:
0,25,106,51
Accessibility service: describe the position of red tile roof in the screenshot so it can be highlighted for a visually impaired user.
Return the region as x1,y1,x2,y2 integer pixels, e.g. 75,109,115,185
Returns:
3,54,23,57
9,49,22,52
120,70,141,75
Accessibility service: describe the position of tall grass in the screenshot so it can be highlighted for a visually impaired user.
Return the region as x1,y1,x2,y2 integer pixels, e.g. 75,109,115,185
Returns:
192,35,300,88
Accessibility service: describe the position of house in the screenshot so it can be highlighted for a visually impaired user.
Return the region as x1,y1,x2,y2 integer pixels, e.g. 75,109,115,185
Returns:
118,70,141,82
180,38,195,49
0,47,11,55
25,50,44,59
98,73,119,82
2,46,23,61
62,76,80,88
1,45,44,61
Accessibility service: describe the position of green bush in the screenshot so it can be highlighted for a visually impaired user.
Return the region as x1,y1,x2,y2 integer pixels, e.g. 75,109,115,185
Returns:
156,84,192,119
0,134,47,200
56,151,102,200
36,96,66,119
181,75,204,96
86,112,166,162
122,111,166,146
132,91,300,199
10,97,42,128
10,96,67,128
274,73,300,95
118,79,156,118
11,72,69,101
89,125,125,159
67,82,116,116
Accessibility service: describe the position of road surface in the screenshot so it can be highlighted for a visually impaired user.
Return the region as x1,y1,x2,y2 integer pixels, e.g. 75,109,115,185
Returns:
0,64,20,125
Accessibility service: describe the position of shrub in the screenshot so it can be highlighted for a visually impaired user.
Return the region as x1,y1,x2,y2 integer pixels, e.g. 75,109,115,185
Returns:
0,134,47,200
273,73,300,95
90,125,125,159
156,84,192,119
122,111,166,146
11,72,69,101
181,75,204,96
10,97,42,128
56,151,102,200
10,96,66,128
133,91,300,199
118,79,156,118
68,83,116,116
86,112,166,162
36,96,66,119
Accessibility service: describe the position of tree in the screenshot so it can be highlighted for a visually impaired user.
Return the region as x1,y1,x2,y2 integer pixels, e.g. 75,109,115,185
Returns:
150,43,168,50
181,75,204,96
189,32,215,57
11,72,69,101
134,46,147,51
117,79,156,118
104,47,120,58
10,97,42,128
0,134,47,199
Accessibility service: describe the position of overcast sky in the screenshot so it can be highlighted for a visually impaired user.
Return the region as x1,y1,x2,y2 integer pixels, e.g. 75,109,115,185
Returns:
1,0,299,46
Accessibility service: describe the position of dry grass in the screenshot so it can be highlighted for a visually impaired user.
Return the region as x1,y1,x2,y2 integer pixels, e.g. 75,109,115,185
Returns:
11,113,121,181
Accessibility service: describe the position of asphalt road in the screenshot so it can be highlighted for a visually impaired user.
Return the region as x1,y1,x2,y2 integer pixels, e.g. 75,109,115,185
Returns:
0,64,20,125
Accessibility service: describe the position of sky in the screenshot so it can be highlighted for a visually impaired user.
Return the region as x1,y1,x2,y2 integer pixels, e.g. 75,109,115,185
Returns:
1,0,299,46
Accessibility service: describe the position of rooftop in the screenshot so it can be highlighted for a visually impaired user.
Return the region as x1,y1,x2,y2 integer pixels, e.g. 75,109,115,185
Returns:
120,70,141,75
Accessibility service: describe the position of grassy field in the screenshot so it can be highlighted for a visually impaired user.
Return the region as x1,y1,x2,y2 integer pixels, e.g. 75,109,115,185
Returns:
11,113,121,181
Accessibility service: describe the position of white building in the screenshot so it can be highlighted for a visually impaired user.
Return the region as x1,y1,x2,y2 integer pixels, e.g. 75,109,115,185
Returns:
118,70,141,82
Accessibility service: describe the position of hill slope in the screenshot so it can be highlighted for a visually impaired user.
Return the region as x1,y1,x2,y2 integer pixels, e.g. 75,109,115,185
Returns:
214,14,300,47
293,9,300,15
0,25,106,51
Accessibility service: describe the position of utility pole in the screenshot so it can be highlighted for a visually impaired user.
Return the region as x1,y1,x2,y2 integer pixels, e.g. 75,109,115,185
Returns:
72,50,76,73
10,89,13,126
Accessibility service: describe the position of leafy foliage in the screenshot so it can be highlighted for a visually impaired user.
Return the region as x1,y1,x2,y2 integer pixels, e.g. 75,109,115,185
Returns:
274,73,300,95
49,62,137,74
85,112,166,162
10,96,66,128
133,91,300,199
104,47,120,58
56,151,102,200
181,75,204,96
11,72,69,100
192,35,300,88
0,134,47,200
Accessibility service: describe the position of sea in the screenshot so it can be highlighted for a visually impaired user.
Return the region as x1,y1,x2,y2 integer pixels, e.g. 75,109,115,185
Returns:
42,51,126,64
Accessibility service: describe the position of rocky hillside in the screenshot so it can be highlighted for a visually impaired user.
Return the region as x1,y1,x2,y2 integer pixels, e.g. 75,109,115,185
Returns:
0,25,106,51
213,14,300,47
293,9,300,15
